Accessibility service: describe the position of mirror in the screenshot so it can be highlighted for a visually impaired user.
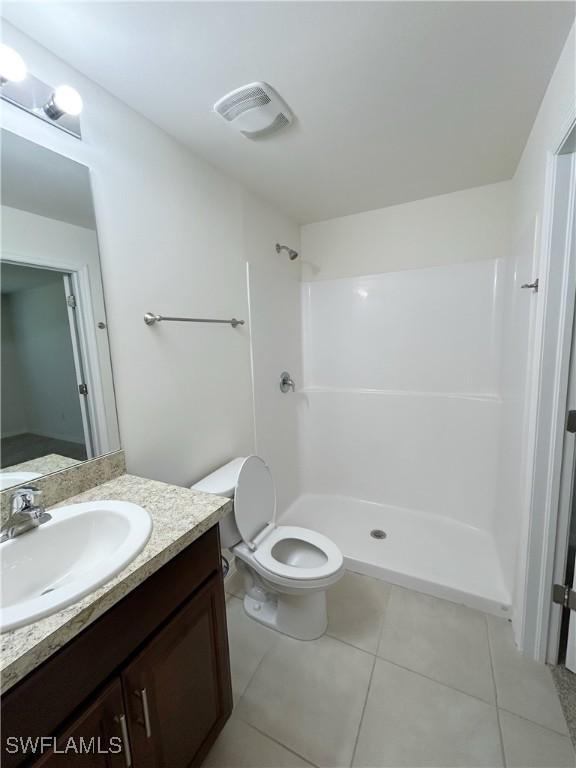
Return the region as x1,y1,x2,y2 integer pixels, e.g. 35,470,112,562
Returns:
1,130,120,490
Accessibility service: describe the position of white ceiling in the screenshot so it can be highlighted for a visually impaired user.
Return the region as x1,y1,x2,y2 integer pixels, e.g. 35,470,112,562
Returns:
1,130,96,229
3,2,574,223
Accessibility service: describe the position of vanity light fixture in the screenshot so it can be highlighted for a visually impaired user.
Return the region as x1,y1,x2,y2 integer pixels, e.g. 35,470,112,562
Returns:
0,48,83,139
0,44,27,85
43,85,83,119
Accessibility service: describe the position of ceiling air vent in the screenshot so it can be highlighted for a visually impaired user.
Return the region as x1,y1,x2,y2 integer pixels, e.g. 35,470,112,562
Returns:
213,82,293,140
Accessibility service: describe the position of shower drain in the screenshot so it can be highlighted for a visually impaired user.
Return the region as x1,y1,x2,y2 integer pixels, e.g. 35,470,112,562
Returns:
370,529,387,540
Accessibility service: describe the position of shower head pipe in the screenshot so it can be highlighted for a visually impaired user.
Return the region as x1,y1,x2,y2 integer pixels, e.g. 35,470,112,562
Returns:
276,243,299,261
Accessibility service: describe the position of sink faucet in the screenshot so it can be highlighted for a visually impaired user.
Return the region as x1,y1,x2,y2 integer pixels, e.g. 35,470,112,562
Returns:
0,486,52,543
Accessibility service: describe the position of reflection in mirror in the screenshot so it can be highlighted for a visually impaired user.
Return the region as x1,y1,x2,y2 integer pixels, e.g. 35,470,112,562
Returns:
1,130,120,490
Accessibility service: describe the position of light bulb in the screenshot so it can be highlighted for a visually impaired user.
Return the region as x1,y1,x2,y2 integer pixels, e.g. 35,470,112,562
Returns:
44,85,83,119
0,44,27,84
53,85,83,116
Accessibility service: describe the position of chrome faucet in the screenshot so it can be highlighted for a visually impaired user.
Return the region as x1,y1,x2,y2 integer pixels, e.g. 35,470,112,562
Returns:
0,486,51,543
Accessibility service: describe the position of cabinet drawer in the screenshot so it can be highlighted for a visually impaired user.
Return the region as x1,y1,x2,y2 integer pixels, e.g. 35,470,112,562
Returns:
26,681,127,768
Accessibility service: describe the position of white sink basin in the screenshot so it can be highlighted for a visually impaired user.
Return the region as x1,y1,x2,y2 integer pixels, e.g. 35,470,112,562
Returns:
0,501,152,632
0,472,41,491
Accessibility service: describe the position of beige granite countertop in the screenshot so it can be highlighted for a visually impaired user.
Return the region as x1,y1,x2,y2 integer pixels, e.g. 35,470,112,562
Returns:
1,473,231,693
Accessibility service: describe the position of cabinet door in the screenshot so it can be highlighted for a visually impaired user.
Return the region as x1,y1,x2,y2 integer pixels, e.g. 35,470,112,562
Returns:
30,680,129,768
122,574,232,768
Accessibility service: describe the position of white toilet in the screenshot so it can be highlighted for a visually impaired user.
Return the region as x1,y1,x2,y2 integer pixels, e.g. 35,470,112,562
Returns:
192,456,344,640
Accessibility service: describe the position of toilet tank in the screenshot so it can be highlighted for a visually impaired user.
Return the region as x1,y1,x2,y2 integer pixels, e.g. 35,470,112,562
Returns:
191,458,245,548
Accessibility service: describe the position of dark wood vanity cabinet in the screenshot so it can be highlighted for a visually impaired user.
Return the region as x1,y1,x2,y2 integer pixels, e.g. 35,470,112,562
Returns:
122,576,227,768
1,527,233,768
31,682,126,768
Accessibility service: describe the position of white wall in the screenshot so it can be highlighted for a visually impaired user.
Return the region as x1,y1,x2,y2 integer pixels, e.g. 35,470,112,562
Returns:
301,181,511,280
303,260,503,396
1,23,299,489
4,280,84,443
1,298,29,438
2,206,101,291
2,204,119,453
299,260,503,530
496,24,576,641
244,194,301,514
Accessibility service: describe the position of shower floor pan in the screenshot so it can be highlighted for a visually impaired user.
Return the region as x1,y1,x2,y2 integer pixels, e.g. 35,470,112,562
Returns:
280,493,510,617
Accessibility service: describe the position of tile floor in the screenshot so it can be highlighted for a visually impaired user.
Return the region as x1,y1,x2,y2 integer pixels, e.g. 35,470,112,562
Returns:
204,570,575,768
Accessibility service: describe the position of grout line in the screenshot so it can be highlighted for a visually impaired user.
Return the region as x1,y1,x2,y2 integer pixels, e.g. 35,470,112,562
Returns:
225,594,281,708
227,597,373,767
324,630,376,656
224,576,573,764
323,606,388,657
350,653,378,767
324,579,392,658
227,586,510,766
374,585,393,647
373,651,496,708
485,614,571,740
240,636,277,694
225,592,244,603
227,594,375,661
485,614,507,767
229,592,499,707
496,706,575,739
234,715,320,767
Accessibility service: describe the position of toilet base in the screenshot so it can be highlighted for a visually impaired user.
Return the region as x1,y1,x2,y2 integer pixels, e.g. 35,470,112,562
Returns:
243,590,328,641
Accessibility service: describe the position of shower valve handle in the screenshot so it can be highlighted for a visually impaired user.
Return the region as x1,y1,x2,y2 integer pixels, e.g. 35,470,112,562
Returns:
280,372,295,393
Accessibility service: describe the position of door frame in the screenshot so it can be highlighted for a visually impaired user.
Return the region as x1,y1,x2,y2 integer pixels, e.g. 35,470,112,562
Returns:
63,272,95,458
1,254,111,457
520,111,576,662
558,314,576,670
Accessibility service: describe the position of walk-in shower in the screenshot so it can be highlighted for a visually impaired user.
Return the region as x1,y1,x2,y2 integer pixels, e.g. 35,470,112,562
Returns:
275,258,510,617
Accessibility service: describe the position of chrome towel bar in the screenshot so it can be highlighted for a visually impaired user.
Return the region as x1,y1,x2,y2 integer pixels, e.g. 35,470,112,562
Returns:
144,313,244,328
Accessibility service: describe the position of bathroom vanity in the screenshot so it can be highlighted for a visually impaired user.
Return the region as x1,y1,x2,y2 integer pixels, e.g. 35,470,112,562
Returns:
0,127,236,767
0,464,234,768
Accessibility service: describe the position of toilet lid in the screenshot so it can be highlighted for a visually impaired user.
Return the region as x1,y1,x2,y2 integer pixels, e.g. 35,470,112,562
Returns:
234,456,276,546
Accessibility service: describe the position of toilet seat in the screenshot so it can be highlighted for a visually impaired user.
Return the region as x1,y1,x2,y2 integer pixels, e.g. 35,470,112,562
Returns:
232,457,343,585
234,456,277,547
253,525,343,581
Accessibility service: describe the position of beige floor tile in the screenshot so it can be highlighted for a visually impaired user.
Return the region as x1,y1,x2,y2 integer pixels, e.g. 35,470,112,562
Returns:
237,633,374,767
327,571,391,653
226,596,279,699
377,587,495,702
499,710,575,768
203,716,313,768
353,659,503,767
487,616,569,735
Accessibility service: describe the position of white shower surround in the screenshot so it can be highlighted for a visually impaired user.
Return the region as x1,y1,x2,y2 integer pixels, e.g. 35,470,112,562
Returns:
279,259,510,615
